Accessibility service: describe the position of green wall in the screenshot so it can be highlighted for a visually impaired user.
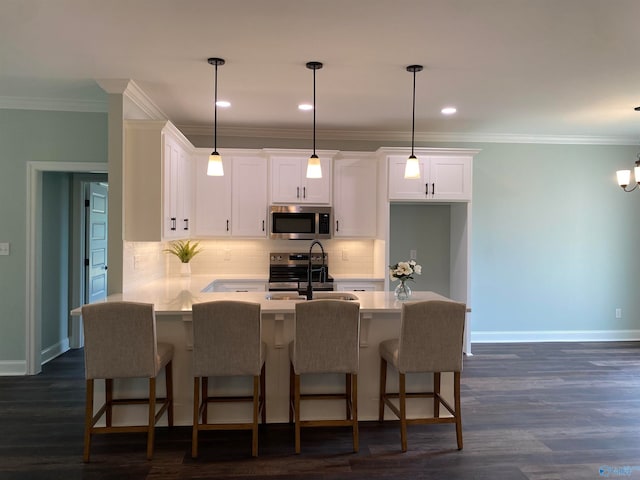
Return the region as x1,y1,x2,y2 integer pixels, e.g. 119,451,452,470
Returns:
0,109,107,362
470,143,640,335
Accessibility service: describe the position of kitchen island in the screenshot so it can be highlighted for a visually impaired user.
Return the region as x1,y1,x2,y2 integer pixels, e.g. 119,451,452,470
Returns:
71,275,468,426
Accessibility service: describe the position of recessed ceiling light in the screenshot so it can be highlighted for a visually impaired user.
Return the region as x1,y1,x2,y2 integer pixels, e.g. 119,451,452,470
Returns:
441,106,457,115
216,100,231,108
298,104,313,111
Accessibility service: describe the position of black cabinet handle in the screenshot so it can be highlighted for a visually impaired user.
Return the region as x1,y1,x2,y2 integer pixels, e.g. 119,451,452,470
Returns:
226,219,229,232
262,220,265,232
296,187,300,198
183,218,189,230
425,184,428,196
432,183,435,195
170,217,176,231
336,220,339,232
303,186,306,199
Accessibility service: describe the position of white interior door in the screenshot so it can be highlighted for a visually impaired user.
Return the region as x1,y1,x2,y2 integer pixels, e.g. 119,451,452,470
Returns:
86,182,108,303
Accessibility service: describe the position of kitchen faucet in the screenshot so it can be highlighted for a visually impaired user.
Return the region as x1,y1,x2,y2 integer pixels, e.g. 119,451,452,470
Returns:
306,240,326,300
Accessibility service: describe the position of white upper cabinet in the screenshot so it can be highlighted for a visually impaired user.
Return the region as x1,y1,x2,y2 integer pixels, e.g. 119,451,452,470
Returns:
333,154,377,237
124,120,193,241
387,151,473,201
194,151,267,237
269,151,334,204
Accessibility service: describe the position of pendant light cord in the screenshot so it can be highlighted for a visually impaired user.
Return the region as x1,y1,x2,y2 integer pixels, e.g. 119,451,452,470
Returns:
312,66,316,155
411,68,416,158
214,63,218,153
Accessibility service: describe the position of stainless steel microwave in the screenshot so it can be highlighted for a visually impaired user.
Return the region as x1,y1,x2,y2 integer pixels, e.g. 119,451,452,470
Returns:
269,205,332,240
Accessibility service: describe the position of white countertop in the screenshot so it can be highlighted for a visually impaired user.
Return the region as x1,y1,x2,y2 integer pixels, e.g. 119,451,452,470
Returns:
71,275,459,316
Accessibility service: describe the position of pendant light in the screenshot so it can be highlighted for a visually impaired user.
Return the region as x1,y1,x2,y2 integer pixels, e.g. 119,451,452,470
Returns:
616,106,640,192
207,57,225,176
404,64,423,179
306,61,323,179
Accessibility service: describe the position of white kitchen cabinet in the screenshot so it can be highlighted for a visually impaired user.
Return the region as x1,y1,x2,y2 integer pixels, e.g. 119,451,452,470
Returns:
336,281,384,292
388,153,472,201
124,120,193,241
194,151,267,237
269,153,333,204
334,154,377,237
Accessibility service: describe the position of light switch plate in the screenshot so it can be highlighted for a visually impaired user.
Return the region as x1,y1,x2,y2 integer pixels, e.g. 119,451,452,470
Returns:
0,242,9,256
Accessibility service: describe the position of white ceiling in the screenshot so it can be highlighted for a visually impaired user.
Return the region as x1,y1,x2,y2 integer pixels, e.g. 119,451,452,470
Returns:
2,0,640,142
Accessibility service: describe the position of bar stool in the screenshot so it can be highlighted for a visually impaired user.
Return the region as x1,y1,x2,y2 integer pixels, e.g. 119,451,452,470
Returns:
191,300,266,458
379,300,466,452
289,299,360,453
81,301,174,462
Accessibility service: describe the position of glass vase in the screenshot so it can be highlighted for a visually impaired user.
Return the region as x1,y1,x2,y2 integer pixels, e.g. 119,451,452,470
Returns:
394,280,412,301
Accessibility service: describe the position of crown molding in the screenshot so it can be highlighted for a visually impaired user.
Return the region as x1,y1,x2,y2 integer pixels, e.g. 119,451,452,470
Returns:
0,95,107,113
177,123,639,146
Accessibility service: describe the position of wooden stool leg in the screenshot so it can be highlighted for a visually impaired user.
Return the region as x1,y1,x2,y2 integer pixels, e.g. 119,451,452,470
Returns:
378,358,387,422
105,378,113,427
83,379,94,463
352,373,359,453
201,377,208,424
454,371,463,450
433,372,441,418
260,362,266,424
294,373,301,454
289,362,294,424
399,372,407,452
146,377,156,460
192,377,199,459
346,373,352,419
165,361,174,426
252,376,260,457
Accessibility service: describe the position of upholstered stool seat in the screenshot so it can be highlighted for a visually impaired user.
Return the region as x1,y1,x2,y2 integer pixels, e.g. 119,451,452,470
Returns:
379,300,466,452
289,299,360,454
191,300,266,458
81,301,174,462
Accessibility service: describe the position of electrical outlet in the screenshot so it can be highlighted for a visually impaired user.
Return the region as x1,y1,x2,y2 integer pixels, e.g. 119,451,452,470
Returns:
342,249,349,261
615,308,622,319
0,242,9,256
410,249,417,260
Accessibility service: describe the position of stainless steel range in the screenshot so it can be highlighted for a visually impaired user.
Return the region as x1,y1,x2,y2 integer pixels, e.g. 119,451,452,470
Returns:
268,252,334,293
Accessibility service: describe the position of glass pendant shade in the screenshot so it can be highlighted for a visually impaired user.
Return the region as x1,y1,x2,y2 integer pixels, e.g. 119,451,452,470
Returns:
404,155,421,179
617,169,631,187
635,165,640,184
306,154,322,178
207,151,224,176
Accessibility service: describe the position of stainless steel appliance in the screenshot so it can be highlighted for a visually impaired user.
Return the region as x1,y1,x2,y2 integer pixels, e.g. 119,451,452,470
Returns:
268,251,334,293
269,205,332,240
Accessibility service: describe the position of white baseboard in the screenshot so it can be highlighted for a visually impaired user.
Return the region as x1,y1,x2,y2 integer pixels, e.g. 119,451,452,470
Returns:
471,329,640,343
41,338,70,365
0,360,27,376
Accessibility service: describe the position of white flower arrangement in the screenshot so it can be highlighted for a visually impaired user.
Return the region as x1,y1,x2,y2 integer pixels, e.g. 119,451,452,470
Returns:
389,259,422,282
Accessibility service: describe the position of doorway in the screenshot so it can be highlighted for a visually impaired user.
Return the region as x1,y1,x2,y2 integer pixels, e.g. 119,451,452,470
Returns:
26,161,108,375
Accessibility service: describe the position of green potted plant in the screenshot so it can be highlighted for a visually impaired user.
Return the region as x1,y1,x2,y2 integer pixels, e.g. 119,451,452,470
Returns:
164,240,202,276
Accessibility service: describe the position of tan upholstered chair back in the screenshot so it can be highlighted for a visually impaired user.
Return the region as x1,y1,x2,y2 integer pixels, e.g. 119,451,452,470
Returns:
191,301,262,377
81,302,159,379
292,300,360,375
398,300,466,373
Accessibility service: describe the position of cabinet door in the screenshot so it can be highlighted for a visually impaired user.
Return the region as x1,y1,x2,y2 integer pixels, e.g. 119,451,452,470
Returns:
177,147,192,235
301,156,332,204
232,156,267,236
270,156,332,204
334,157,376,237
163,136,182,238
388,155,429,200
193,153,232,236
270,157,302,203
430,155,472,201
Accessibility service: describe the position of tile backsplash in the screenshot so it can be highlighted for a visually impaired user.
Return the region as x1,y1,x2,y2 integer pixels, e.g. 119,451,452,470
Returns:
123,238,376,285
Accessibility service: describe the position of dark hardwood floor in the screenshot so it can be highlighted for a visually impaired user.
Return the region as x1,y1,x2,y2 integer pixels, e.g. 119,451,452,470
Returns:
1,342,640,479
